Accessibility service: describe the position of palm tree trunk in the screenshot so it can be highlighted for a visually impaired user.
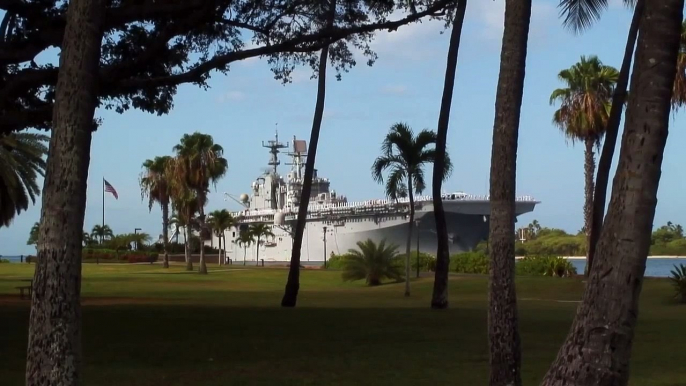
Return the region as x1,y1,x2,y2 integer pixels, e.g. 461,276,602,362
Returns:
487,0,531,384
405,179,415,297
583,138,595,276
430,0,467,310
218,235,223,266
184,227,193,271
244,246,247,265
25,0,105,384
162,202,170,269
541,1,682,383
281,0,335,308
198,209,208,274
587,0,644,276
256,236,261,266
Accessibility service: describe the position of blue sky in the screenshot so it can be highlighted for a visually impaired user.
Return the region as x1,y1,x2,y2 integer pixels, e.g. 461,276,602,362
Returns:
2,1,685,256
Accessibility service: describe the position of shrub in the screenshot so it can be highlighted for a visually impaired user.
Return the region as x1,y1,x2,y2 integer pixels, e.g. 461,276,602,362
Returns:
669,264,686,303
325,253,350,269
399,251,436,272
26,255,36,263
341,239,403,286
450,251,489,274
127,253,159,264
516,255,577,277
0,258,9,263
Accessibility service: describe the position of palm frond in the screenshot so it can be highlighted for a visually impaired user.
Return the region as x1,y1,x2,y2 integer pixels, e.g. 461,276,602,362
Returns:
558,0,609,34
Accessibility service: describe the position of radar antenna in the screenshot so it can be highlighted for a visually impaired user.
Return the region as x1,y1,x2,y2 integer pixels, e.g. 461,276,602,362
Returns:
262,125,289,175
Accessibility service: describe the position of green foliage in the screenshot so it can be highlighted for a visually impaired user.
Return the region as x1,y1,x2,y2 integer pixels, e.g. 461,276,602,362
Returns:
0,258,10,263
82,248,158,263
27,222,39,246
0,133,49,227
669,264,686,303
371,122,452,200
341,239,404,286
516,256,577,277
325,253,350,270
449,251,489,274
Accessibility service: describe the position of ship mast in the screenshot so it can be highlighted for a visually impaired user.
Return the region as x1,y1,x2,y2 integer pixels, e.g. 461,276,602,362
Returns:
261,125,288,176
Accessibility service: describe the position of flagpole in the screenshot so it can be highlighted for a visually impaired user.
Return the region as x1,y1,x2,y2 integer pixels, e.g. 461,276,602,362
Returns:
102,178,105,230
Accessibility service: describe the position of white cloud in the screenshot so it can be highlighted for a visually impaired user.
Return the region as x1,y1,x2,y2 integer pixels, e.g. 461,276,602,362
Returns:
381,85,407,95
217,91,246,103
366,1,557,60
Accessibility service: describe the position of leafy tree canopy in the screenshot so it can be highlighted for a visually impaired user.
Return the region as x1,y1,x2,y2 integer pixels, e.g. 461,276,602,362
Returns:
0,0,454,134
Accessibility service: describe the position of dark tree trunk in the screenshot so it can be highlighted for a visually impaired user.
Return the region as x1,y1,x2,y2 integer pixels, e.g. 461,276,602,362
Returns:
541,0,682,383
25,0,105,384
583,138,595,276
430,0,467,310
404,178,414,297
586,0,643,276
487,0,531,384
198,208,208,274
281,0,335,308
256,236,261,266
184,226,193,271
162,202,170,269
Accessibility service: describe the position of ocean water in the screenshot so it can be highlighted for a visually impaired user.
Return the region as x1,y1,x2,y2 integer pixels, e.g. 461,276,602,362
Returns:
0,255,26,263
568,258,686,278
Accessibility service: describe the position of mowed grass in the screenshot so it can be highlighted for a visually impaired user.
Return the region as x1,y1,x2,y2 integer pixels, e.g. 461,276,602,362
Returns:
0,264,684,386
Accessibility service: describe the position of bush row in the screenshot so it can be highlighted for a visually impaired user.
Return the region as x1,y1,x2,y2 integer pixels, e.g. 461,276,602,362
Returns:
326,250,577,277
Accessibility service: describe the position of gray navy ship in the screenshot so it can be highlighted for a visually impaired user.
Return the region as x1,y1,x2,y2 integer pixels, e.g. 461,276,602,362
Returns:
212,133,539,262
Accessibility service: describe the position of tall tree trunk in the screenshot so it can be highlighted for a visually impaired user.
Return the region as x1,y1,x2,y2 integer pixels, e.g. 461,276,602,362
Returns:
218,234,223,265
405,178,415,297
256,236,261,266
198,209,208,274
487,0,531,384
184,226,193,271
244,246,247,265
162,202,170,269
281,0,335,308
25,0,105,384
541,0,682,383
586,0,643,276
583,139,595,276
430,0,467,309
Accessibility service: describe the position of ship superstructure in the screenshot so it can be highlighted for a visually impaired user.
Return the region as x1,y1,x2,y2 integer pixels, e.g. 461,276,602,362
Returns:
213,132,539,262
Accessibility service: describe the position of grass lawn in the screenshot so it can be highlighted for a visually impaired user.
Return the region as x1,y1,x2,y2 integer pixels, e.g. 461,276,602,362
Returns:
0,263,684,386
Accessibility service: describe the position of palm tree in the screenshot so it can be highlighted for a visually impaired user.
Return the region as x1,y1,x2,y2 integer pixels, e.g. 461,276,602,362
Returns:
281,0,336,308
170,132,228,275
249,223,274,266
91,224,114,244
341,239,404,286
372,122,451,297
128,232,152,251
550,55,618,274
486,0,532,383
0,132,49,227
672,20,686,109
140,156,173,268
430,0,467,310
234,230,255,266
555,0,641,276
82,232,93,247
542,1,682,383
208,209,236,265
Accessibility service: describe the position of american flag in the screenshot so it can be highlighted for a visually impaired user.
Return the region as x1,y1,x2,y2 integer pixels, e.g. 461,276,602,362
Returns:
104,179,119,199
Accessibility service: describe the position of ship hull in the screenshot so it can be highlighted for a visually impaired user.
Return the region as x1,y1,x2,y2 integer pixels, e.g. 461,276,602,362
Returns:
217,200,537,263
